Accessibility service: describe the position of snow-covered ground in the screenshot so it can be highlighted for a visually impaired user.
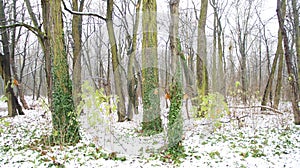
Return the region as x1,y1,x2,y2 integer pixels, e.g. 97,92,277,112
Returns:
0,96,299,167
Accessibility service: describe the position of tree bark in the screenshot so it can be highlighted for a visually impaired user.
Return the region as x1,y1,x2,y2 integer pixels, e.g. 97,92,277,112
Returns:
72,0,84,109
261,23,284,110
127,0,141,120
29,0,53,108
168,0,183,149
274,2,285,109
196,0,209,107
106,0,126,122
10,0,30,110
0,0,24,116
42,0,81,143
141,0,162,134
277,0,300,125
292,0,300,92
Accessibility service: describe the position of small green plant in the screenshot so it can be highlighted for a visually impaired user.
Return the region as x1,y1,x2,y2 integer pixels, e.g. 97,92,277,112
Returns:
250,146,265,158
208,151,221,159
0,118,10,134
153,143,186,165
0,95,8,102
0,95,10,134
78,81,117,128
193,93,229,130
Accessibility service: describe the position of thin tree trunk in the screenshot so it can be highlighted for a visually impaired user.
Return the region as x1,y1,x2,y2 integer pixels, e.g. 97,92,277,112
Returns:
212,11,217,92
0,0,24,116
277,0,300,125
196,0,209,112
292,0,300,91
274,2,286,109
10,0,30,109
72,0,84,109
106,0,126,122
274,47,284,109
26,0,52,108
261,24,283,110
127,0,141,120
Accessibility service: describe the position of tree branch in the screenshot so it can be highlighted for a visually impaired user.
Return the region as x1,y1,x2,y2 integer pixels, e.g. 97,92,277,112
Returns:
228,105,284,115
0,22,45,38
62,0,106,21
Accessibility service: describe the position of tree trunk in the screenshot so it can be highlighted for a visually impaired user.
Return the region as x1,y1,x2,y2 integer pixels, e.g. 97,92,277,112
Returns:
274,2,285,109
72,0,84,109
10,0,30,110
277,0,300,125
141,0,162,134
42,0,81,144
292,0,300,91
212,10,217,92
28,0,53,108
106,0,126,122
274,47,284,109
127,0,141,120
168,0,183,149
261,23,284,110
0,0,24,116
196,0,209,109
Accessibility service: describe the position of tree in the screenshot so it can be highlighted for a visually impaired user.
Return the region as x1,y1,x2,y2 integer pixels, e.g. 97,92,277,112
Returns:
228,0,257,104
72,0,85,108
10,0,30,110
210,0,226,96
0,0,24,116
277,0,300,124
291,0,300,91
261,1,285,110
124,0,142,120
25,0,53,108
168,0,183,149
106,0,127,122
41,0,80,144
141,0,162,134
197,0,209,113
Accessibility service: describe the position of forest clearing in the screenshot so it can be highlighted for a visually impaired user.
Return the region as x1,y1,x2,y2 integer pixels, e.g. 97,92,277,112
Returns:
0,0,300,167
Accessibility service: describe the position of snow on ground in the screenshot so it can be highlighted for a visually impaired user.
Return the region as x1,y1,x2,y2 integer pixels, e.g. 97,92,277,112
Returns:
0,96,299,168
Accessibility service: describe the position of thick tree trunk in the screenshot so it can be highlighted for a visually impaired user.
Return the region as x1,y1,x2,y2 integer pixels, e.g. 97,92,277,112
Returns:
106,0,126,122
42,0,81,144
277,0,300,125
141,0,162,134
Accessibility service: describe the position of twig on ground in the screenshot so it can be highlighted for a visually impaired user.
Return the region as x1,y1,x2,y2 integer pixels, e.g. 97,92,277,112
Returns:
228,105,284,115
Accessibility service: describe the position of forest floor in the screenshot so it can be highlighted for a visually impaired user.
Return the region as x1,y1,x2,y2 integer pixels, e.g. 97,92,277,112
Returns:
0,96,299,168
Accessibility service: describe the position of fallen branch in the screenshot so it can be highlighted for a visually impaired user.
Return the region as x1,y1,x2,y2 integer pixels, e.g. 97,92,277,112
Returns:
228,105,283,115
